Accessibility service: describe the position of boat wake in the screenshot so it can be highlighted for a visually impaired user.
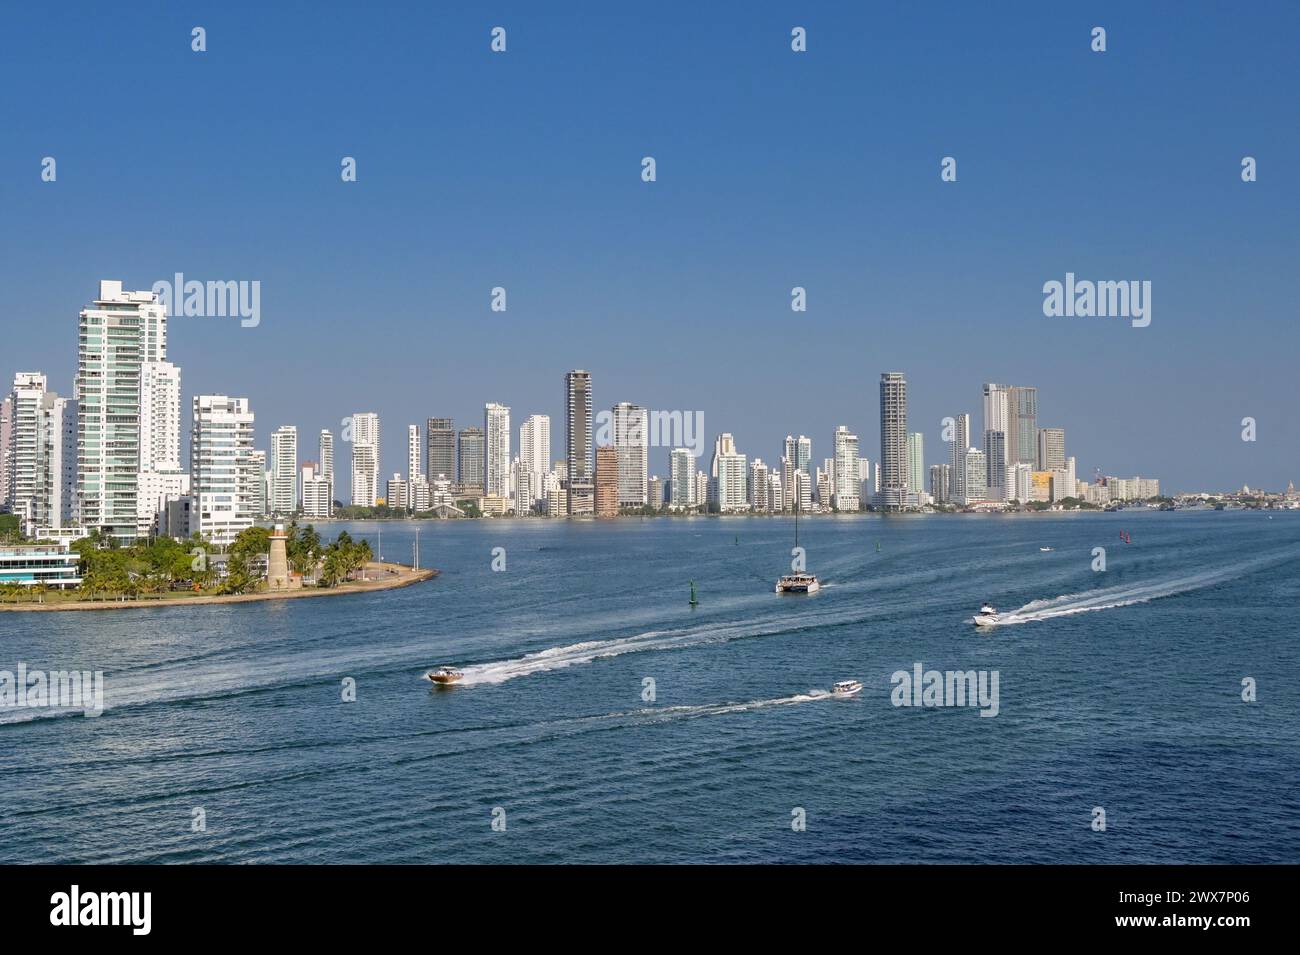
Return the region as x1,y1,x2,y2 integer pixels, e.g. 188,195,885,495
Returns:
989,551,1297,626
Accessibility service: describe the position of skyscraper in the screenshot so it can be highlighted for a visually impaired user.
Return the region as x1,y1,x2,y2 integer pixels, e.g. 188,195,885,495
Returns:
670,447,695,508
983,429,1007,500
565,371,593,515
425,418,455,483
0,395,12,509
350,412,380,507
832,425,860,512
1037,427,1066,471
519,415,550,509
714,435,748,512
457,426,485,495
319,429,335,504
191,395,257,545
594,445,619,517
484,403,511,498
1008,385,1039,467
6,373,46,529
879,372,908,510
963,447,987,503
77,280,168,543
907,432,924,501
950,412,971,502
611,402,648,507
270,425,299,515
139,360,182,472
407,424,423,484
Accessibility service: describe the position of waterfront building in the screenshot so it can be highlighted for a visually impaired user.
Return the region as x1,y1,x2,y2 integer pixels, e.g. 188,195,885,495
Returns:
564,371,594,515
715,438,748,512
139,360,182,472
350,412,380,507
386,474,409,510
425,418,456,485
594,445,619,517
1030,470,1052,502
930,463,951,504
983,429,1007,501
270,425,298,515
1008,385,1039,467
833,426,861,512
301,461,333,518
137,468,190,538
950,412,971,502
879,372,908,510
670,448,695,508
191,395,257,545
319,429,335,489
767,471,784,512
0,542,82,589
484,403,511,498
612,402,648,507
0,395,11,508
750,459,770,512
407,424,423,486
457,426,485,496
963,448,988,503
77,281,168,544
907,431,924,504
519,415,550,509
1037,427,1066,472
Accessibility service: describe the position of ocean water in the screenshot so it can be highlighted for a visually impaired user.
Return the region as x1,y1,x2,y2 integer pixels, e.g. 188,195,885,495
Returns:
2,511,1297,864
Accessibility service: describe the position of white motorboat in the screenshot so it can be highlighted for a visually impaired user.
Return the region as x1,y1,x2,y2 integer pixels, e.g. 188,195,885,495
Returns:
1039,546,1053,552
832,679,863,696
776,573,821,594
973,603,1000,627
424,666,464,685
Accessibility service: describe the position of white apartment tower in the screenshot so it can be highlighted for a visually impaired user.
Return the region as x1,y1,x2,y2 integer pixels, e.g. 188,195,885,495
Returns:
350,412,380,507
833,426,860,512
519,415,551,509
670,447,695,508
484,403,511,498
612,402,649,507
191,396,257,545
270,425,299,515
77,281,168,543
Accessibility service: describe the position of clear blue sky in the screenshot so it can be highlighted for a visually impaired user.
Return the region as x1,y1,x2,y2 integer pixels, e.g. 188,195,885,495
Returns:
2,1,1297,493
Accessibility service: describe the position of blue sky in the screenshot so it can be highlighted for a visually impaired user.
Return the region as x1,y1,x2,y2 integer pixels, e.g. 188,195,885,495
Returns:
2,1,1297,493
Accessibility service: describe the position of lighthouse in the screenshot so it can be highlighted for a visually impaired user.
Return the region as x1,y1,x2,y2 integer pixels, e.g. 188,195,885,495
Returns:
267,523,291,591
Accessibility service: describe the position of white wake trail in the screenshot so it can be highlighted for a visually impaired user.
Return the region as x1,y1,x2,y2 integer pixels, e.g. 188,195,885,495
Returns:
991,550,1297,626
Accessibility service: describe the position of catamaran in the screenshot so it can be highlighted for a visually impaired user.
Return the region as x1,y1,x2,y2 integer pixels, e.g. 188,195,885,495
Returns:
775,493,821,594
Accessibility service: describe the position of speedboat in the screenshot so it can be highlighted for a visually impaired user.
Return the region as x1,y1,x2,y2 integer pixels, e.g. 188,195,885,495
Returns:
776,573,820,594
973,603,1000,627
424,666,464,685
1039,546,1053,552
832,679,863,696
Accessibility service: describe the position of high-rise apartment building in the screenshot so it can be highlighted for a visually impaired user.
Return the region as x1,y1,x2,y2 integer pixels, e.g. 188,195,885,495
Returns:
484,403,511,498
407,424,423,484
907,432,924,503
963,447,987,503
670,447,695,508
349,412,380,507
715,436,748,513
457,426,485,494
191,395,257,545
611,402,648,507
270,425,298,515
77,281,168,543
833,426,860,512
1007,385,1039,467
301,461,333,518
950,412,971,502
565,371,593,515
139,360,182,472
519,415,550,510
879,372,908,510
983,429,1007,500
425,418,455,484
594,445,619,517
1037,427,1066,472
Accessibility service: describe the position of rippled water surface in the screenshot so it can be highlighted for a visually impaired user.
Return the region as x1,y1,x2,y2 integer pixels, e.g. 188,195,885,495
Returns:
2,511,1297,863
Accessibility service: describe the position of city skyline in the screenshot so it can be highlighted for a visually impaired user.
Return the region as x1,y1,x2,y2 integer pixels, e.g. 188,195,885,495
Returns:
2,4,1296,493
